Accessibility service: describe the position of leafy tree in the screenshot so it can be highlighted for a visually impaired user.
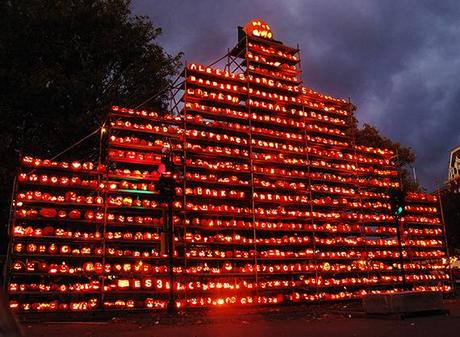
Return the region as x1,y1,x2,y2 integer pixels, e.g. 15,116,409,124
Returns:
349,122,457,250
350,122,421,192
0,0,182,256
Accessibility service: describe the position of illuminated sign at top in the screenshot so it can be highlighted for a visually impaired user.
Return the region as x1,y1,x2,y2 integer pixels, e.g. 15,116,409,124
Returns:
243,19,273,40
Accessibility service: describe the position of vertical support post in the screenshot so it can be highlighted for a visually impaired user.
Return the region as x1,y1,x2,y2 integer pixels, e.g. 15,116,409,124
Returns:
394,213,408,290
349,98,372,294
244,35,259,297
436,185,455,292
181,64,188,304
166,195,176,313
100,120,109,307
3,175,18,294
393,150,408,291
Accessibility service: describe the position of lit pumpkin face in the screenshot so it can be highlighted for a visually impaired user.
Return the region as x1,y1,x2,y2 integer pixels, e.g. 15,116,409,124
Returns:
13,226,25,236
70,177,81,185
88,298,98,309
9,300,20,311
26,243,38,253
223,262,233,272
94,263,104,274
13,261,24,271
243,19,273,39
115,300,125,308
14,243,24,253
122,197,133,206
9,283,19,292
68,209,81,219
26,262,37,272
37,262,47,272
65,191,77,202
84,211,94,220
57,210,67,218
82,162,94,171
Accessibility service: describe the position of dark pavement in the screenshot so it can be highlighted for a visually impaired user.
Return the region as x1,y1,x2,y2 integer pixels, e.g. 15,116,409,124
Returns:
22,298,460,337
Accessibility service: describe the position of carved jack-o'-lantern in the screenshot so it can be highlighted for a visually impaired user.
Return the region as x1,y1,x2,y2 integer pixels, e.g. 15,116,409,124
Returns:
223,262,233,272
9,300,20,311
13,226,25,236
57,210,67,218
34,228,43,237
14,243,25,253
82,162,94,171
65,191,77,202
26,243,38,253
117,279,130,290
9,283,19,292
84,210,94,220
13,261,24,271
60,177,69,185
40,208,57,218
26,261,37,272
142,277,154,289
60,245,70,254
83,262,95,272
68,209,81,219
71,161,81,170
94,263,104,274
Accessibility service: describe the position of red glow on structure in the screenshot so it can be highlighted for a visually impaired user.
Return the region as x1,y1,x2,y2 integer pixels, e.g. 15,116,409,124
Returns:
6,19,451,313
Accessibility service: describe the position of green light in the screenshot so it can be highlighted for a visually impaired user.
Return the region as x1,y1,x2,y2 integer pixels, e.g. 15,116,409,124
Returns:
396,206,404,215
119,189,157,195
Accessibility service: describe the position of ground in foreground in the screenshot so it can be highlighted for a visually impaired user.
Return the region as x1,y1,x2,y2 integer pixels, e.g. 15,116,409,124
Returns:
22,298,460,337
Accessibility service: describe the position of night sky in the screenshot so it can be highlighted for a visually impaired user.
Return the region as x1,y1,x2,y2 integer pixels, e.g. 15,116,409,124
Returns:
132,0,460,191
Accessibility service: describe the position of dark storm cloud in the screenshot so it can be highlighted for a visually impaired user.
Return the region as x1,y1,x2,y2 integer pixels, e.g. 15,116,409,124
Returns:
132,0,460,190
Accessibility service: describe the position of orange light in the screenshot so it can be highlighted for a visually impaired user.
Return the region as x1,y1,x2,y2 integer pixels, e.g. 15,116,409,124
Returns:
243,19,273,39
